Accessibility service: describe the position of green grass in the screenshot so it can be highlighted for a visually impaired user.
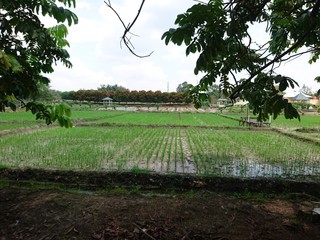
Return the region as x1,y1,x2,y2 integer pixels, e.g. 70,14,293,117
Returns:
271,115,320,128
0,123,41,131
291,130,320,142
93,112,238,126
72,110,128,121
0,111,41,122
0,110,128,124
228,113,320,129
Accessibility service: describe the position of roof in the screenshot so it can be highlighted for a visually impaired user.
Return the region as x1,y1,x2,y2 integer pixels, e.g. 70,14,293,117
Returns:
284,91,312,99
291,92,312,101
102,97,113,101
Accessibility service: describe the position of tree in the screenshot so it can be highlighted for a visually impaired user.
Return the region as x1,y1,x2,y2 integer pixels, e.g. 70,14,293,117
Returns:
176,81,193,103
98,84,128,91
300,84,314,95
207,84,221,98
161,0,320,121
34,83,61,102
176,81,191,92
206,84,223,104
0,0,78,127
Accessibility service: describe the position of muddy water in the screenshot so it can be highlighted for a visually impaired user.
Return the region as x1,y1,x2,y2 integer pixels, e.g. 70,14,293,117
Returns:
214,160,320,178
152,158,197,174
133,159,320,178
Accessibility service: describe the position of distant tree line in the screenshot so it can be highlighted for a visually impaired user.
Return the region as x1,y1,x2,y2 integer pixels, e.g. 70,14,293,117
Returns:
61,89,190,103
34,82,319,105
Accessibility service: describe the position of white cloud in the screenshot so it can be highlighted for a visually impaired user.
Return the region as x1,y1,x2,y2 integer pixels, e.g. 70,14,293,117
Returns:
48,59,113,91
276,54,320,92
76,1,91,9
112,61,167,91
48,0,320,94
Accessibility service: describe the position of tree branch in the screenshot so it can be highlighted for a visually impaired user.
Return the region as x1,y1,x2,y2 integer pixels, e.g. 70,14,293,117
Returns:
105,0,153,58
230,0,320,99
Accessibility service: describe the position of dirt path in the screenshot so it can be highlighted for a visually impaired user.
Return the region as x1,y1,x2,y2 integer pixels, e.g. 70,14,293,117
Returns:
180,128,197,174
1,187,319,240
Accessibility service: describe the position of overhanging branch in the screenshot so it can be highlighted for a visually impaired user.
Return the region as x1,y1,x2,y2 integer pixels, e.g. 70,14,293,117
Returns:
105,0,153,58
230,0,320,100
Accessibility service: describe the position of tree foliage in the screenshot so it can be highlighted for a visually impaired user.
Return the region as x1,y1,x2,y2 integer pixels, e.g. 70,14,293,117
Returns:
176,81,191,92
176,81,193,103
162,0,320,121
300,84,314,96
65,89,188,104
34,83,62,102
0,0,78,127
98,84,129,91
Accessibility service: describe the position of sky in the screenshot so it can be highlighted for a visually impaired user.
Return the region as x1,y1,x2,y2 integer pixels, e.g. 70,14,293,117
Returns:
46,0,320,93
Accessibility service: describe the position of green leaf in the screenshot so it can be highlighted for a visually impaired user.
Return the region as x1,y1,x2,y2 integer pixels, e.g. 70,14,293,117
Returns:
284,103,300,121
0,0,77,122
161,32,168,40
186,43,198,56
162,0,315,121
48,24,68,39
25,102,73,128
279,79,288,91
184,34,191,45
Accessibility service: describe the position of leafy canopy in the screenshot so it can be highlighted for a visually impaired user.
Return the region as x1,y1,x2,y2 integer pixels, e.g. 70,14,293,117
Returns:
0,0,78,127
162,0,320,121
176,81,192,92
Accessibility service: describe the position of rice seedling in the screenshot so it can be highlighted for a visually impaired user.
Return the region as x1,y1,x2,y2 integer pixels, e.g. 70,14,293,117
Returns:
148,128,171,172
166,128,175,172
228,113,320,129
189,113,237,126
0,111,40,122
160,130,170,172
174,128,179,172
1,110,319,179
93,112,238,127
72,110,131,123
0,123,40,131
178,129,184,168
120,127,158,170
185,129,200,173
271,115,320,129
0,127,145,170
185,128,320,178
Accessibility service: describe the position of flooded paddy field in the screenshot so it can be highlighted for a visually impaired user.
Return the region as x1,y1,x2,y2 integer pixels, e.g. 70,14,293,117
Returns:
0,111,319,180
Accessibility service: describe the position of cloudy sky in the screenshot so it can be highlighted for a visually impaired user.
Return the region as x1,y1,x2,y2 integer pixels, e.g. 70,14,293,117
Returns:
47,0,320,93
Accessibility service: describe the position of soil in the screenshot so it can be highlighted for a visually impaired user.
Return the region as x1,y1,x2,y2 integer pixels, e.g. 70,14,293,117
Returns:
1,187,320,240
1,169,320,240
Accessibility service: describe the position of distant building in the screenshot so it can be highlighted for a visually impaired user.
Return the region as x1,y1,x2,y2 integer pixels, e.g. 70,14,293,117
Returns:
217,98,228,108
102,97,113,106
310,96,320,106
284,91,312,103
291,92,312,102
284,91,320,106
